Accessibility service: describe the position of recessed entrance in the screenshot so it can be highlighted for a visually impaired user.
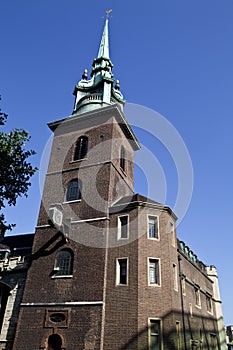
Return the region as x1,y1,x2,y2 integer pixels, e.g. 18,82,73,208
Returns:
48,334,62,350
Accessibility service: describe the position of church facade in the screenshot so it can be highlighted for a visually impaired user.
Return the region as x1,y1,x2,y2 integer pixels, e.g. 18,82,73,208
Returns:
10,15,226,350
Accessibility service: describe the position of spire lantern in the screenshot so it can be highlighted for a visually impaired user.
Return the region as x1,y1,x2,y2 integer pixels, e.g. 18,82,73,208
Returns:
72,11,125,115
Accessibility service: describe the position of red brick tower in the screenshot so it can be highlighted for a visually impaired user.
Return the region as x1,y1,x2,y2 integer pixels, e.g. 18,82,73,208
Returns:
12,14,142,350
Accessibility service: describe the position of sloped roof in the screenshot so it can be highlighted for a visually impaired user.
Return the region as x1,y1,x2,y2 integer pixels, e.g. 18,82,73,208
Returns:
110,193,177,219
112,193,162,207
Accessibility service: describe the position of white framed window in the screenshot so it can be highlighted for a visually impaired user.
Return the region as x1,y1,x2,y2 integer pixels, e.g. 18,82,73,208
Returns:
210,334,217,349
200,329,203,350
148,258,160,286
170,222,176,247
189,303,193,318
173,263,178,291
195,287,201,308
116,258,128,285
176,321,182,350
148,215,159,239
148,318,162,350
118,215,129,239
181,277,186,295
206,294,212,313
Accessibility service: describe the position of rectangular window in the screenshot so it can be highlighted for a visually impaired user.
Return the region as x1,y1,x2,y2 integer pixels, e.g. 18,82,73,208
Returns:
170,222,176,247
148,216,159,239
149,259,160,285
189,303,193,318
118,215,129,239
120,146,126,172
149,319,161,350
173,263,178,291
206,295,212,313
176,321,182,350
210,334,217,350
195,287,201,307
181,277,186,295
200,329,203,349
116,258,128,285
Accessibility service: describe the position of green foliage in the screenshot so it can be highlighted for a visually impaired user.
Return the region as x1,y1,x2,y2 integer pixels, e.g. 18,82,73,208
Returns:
0,97,37,234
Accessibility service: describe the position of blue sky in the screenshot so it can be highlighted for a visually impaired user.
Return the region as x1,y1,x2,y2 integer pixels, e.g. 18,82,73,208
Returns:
1,1,233,325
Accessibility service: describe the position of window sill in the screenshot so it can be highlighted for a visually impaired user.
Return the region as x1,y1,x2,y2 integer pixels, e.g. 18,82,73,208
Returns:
149,283,161,287
70,158,87,164
147,237,160,241
63,199,81,204
52,275,73,279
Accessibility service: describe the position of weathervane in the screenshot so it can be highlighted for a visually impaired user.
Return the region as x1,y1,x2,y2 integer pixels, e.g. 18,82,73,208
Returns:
106,9,112,19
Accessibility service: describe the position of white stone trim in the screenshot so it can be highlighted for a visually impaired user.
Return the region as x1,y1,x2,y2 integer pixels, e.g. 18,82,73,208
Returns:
71,217,109,224
21,301,103,307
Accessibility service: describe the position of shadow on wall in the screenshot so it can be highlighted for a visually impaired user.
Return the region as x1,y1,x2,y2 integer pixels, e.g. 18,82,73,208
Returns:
118,309,225,350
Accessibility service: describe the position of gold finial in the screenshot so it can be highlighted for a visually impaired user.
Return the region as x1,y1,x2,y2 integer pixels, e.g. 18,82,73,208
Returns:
106,9,112,19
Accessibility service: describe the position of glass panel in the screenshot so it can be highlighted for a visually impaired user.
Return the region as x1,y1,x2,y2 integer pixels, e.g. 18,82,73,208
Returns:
151,321,159,334
49,313,66,323
120,216,128,238
55,250,72,276
120,146,125,171
119,259,127,284
149,260,159,284
151,335,159,350
66,180,81,201
150,320,160,350
149,217,158,238
206,296,212,312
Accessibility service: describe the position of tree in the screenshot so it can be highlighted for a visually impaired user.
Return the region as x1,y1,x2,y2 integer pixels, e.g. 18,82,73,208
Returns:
0,97,37,235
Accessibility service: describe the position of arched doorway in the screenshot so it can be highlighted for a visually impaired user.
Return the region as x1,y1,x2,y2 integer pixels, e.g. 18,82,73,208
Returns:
47,334,62,350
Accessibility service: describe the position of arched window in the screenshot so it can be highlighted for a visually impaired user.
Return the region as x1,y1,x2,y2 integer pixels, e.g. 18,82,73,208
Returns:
120,146,126,172
74,135,88,161
47,333,62,350
54,249,73,276
66,179,81,202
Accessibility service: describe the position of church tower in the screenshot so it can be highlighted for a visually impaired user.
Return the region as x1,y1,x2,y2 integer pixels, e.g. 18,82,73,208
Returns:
12,13,142,350
12,13,225,350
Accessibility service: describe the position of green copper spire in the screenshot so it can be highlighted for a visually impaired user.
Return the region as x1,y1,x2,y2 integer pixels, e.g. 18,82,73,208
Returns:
97,11,110,59
72,10,125,115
